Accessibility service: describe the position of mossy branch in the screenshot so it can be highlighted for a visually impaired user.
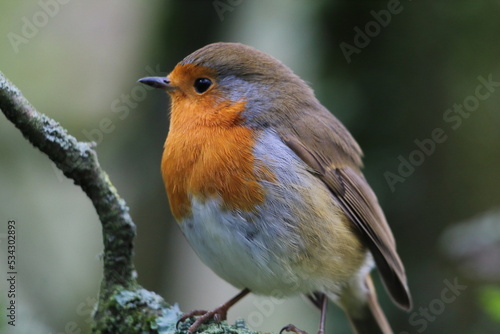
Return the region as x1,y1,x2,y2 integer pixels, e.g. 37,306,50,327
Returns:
0,71,136,288
0,71,256,333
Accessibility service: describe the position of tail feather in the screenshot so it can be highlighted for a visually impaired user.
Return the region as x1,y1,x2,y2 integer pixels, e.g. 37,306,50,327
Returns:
342,274,393,334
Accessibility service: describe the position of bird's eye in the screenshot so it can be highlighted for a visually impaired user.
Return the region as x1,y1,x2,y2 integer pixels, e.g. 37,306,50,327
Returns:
193,78,212,94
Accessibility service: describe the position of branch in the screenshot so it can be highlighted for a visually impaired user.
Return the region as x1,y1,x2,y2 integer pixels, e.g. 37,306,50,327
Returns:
0,71,135,287
0,71,258,333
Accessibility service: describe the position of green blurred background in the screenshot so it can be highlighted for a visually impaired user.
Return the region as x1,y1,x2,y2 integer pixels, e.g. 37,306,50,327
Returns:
1,1,500,333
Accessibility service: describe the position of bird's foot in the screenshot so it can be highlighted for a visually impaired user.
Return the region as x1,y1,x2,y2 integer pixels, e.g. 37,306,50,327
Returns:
177,307,228,334
176,289,250,334
280,324,309,334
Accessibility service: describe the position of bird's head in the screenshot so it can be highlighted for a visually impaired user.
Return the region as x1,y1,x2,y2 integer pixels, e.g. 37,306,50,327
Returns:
139,42,317,128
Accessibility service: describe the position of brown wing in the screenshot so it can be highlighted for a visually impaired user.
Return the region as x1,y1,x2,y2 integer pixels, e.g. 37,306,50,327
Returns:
278,107,412,310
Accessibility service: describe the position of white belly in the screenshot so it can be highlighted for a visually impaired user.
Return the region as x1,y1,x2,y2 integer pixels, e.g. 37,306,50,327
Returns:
180,197,314,296
177,131,372,297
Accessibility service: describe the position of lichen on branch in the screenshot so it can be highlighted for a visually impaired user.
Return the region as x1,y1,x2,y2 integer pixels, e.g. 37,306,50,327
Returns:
0,71,135,288
0,71,257,334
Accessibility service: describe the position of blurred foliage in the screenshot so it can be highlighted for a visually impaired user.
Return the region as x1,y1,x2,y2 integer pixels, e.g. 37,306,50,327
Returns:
1,1,500,334
478,286,500,323
441,209,500,282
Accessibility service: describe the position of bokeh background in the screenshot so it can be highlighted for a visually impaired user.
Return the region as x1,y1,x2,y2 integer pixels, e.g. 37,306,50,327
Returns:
1,1,500,333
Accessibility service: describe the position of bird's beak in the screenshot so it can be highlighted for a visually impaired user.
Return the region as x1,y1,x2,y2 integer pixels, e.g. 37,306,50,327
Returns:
138,76,175,91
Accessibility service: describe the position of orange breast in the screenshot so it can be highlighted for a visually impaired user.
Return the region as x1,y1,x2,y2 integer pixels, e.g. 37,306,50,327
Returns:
162,98,275,221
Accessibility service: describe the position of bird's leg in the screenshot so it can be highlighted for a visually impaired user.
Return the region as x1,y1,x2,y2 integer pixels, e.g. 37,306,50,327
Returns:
307,292,324,309
280,324,309,334
281,293,328,334
317,294,328,334
177,288,250,334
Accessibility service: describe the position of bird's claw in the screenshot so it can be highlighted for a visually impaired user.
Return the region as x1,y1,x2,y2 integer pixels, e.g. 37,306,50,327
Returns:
280,324,309,334
177,307,228,334
176,310,207,329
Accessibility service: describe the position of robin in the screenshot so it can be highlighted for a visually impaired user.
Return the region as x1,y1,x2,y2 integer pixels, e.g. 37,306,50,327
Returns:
139,42,412,334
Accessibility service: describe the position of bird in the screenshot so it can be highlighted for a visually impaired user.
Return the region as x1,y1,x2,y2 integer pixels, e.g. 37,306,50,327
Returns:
139,42,412,334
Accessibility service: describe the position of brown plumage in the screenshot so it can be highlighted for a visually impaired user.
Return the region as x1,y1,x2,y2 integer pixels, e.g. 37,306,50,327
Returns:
139,42,412,334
